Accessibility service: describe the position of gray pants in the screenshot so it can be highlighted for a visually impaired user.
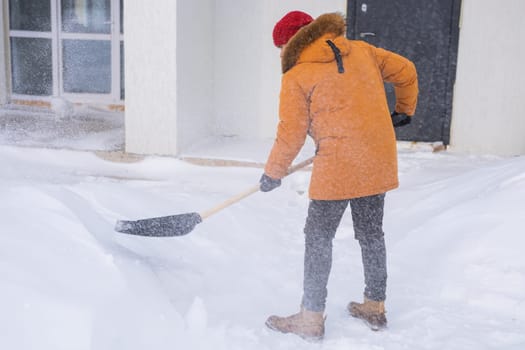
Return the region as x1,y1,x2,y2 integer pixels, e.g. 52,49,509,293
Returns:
301,194,387,312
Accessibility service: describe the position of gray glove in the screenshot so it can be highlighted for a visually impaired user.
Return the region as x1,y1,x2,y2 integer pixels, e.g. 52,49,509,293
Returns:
259,173,281,192
391,111,412,128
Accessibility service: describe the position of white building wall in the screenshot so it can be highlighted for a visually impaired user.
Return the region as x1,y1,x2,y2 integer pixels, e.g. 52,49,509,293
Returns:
212,0,265,139
125,0,345,156
1,1,523,156
213,0,346,140
176,0,214,152
124,0,178,155
450,0,525,156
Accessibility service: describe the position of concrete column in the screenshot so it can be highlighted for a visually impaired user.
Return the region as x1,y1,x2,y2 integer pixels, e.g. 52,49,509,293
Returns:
0,0,9,105
124,0,178,156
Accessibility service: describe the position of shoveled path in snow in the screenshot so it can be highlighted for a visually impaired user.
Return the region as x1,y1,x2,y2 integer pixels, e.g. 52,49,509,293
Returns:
1,145,524,350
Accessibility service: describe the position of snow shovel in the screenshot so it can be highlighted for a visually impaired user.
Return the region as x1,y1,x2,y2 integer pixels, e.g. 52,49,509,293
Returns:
114,157,314,237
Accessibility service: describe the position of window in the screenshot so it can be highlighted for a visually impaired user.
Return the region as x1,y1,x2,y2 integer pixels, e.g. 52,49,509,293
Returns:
8,0,124,102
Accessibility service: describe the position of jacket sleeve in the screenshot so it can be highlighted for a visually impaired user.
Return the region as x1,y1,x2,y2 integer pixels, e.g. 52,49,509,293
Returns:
264,74,309,179
373,46,419,116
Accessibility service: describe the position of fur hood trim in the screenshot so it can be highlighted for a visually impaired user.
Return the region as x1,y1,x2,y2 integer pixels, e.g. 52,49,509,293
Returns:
281,12,346,73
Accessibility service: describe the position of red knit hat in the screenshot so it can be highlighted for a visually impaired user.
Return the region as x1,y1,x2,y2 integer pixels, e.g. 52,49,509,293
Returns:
272,11,314,47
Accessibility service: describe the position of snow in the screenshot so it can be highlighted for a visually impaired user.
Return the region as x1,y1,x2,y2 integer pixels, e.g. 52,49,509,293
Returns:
1,140,524,349
0,105,124,152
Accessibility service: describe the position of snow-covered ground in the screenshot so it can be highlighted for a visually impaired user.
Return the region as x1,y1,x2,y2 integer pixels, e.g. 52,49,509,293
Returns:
1,142,524,350
0,104,124,152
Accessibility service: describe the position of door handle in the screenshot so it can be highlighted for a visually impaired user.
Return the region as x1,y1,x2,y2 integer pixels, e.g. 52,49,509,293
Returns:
359,32,376,38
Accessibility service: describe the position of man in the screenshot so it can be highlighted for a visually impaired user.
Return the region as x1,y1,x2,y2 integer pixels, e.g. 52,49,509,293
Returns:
259,11,418,340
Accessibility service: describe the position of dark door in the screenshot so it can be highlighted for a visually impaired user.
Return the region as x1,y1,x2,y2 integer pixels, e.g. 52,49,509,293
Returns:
347,0,461,144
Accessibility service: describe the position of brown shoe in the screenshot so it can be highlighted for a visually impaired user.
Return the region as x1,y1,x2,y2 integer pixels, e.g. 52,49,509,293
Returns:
348,297,387,331
265,307,325,341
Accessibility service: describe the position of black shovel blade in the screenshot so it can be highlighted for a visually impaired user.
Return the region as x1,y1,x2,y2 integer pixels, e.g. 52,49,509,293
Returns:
115,212,202,237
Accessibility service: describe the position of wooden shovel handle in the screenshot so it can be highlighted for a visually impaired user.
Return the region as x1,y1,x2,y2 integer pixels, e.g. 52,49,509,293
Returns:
199,157,314,220
286,156,314,174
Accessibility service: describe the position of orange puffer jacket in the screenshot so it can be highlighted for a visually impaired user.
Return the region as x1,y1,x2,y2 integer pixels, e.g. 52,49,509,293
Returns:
264,13,418,200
